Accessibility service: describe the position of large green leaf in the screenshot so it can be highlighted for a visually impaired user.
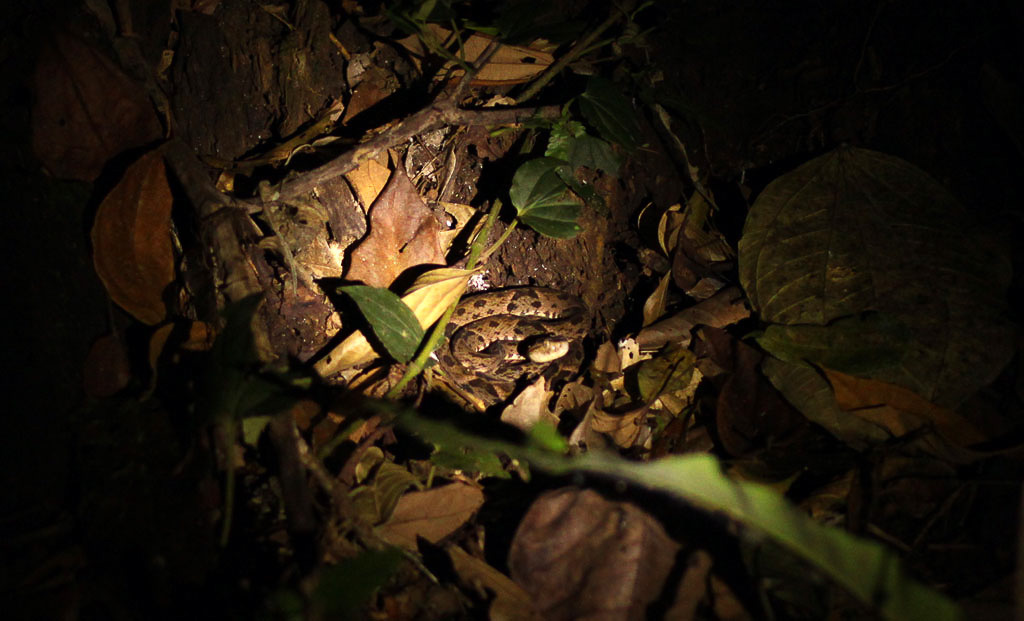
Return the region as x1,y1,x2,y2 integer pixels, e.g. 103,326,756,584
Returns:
509,157,582,238
566,134,620,175
738,146,1013,407
397,412,960,621
339,285,425,363
579,76,644,151
756,312,910,375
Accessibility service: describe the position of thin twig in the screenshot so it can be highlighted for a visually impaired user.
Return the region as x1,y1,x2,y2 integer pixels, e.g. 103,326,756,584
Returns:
514,0,636,104
453,37,503,102
291,418,351,514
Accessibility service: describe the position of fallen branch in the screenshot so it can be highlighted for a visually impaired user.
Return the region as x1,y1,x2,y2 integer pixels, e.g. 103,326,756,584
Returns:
276,101,560,201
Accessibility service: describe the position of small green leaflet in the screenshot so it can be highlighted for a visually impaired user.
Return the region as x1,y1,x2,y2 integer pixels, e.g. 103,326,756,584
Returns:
339,285,425,363
509,157,582,239
545,117,586,161
431,446,510,479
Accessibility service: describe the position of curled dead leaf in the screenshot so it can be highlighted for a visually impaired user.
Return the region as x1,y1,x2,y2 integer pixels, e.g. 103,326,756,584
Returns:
588,403,649,449
824,368,987,446
500,378,559,431
642,271,671,327
509,488,680,620
636,286,749,351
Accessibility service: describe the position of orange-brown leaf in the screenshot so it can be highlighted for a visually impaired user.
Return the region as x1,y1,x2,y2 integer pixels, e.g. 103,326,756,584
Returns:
824,368,987,445
397,25,553,86
92,152,175,325
345,167,445,287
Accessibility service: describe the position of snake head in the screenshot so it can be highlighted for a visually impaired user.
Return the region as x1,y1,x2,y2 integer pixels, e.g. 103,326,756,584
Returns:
524,336,571,363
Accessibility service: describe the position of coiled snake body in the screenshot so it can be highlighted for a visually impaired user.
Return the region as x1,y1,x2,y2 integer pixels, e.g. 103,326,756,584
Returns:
436,287,588,408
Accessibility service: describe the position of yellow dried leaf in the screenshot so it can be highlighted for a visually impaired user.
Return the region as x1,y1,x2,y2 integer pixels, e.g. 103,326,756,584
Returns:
344,156,391,208
314,267,476,376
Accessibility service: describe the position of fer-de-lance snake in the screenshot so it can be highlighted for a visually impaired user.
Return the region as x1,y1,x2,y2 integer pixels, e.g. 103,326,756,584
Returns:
435,287,589,408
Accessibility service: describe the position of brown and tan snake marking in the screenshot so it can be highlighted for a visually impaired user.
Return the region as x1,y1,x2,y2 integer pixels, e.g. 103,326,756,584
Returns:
435,287,589,408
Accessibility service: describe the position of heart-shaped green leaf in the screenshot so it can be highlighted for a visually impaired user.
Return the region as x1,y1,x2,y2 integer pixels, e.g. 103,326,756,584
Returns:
510,157,582,238
739,146,1013,406
579,76,644,151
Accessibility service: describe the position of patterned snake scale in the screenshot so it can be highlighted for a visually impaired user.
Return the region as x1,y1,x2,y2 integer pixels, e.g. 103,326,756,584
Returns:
436,287,589,408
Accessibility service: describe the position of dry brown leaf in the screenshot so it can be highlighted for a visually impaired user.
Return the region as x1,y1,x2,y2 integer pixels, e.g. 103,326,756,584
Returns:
397,25,553,86
567,402,610,452
668,548,713,621
376,483,484,550
91,151,175,325
341,65,398,123
437,201,482,254
824,368,988,446
447,546,542,621
344,156,391,208
553,380,595,418
345,167,445,287
508,488,679,621
661,193,734,301
500,378,559,431
456,33,554,85
32,32,162,181
637,286,749,351
148,321,214,372
617,338,644,374
145,321,214,397
593,341,622,374
702,328,813,463
642,271,671,327
666,550,751,621
655,203,684,255
588,404,648,449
